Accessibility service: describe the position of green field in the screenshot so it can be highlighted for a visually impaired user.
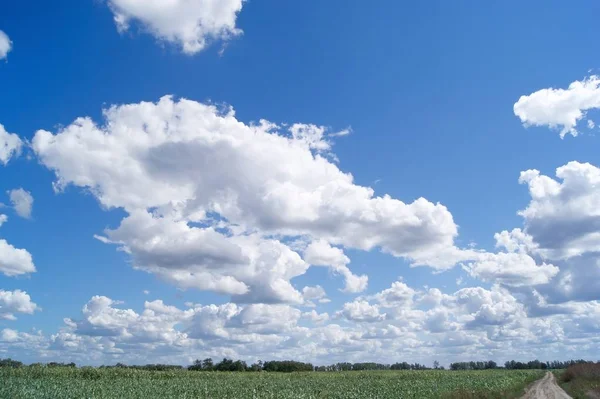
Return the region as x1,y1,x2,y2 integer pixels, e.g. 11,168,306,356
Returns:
0,367,544,399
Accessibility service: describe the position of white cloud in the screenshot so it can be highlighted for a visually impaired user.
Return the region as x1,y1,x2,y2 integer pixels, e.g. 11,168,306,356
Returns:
518,161,600,259
588,119,595,129
8,188,33,219
336,300,385,322
0,206,36,277
0,239,36,277
373,281,415,308
0,290,39,320
0,124,22,165
302,285,328,305
514,75,600,138
32,96,470,302
0,31,11,60
96,210,307,304
2,286,600,366
302,310,329,324
474,161,600,305
304,241,368,293
107,0,244,54
464,252,558,287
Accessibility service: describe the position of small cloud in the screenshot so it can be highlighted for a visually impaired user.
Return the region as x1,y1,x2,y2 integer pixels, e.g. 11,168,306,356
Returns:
0,30,12,61
143,290,150,295
588,119,595,129
329,127,352,137
8,188,33,219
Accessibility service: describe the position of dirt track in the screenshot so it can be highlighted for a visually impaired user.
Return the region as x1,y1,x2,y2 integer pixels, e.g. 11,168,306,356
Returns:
520,372,572,399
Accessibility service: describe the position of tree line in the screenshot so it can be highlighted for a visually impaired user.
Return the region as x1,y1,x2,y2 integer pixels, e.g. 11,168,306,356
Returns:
0,358,595,372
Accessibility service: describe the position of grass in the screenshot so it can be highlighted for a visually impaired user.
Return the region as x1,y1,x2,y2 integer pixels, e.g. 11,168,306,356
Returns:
557,363,600,399
0,367,544,399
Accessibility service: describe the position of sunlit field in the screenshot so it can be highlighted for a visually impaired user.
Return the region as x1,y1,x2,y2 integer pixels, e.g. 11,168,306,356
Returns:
0,367,545,399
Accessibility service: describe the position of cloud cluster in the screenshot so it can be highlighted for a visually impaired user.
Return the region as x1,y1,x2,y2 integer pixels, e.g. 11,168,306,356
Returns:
107,0,244,54
0,214,36,277
0,130,36,277
0,290,39,320
5,279,600,366
491,161,600,304
514,75,600,138
33,96,469,303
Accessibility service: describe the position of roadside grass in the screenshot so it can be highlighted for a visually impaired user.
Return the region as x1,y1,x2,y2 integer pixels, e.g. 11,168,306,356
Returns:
557,363,600,399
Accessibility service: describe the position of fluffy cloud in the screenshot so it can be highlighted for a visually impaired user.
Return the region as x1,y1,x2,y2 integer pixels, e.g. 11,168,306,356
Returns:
302,310,329,324
372,281,415,308
96,211,307,304
33,96,469,302
0,215,36,276
336,300,386,323
4,282,593,366
464,252,558,287
0,124,22,165
0,31,11,60
0,290,39,320
302,285,330,305
107,0,244,54
0,239,36,277
8,188,33,219
514,75,600,138
304,241,368,293
518,162,600,259
481,161,600,304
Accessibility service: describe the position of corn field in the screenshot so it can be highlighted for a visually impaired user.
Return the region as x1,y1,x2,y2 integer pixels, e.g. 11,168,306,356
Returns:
0,367,544,398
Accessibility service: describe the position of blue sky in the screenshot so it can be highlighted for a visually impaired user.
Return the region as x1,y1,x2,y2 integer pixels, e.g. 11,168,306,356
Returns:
1,0,600,366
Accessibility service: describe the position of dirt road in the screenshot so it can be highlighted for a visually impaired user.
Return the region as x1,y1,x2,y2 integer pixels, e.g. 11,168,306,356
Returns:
520,372,572,399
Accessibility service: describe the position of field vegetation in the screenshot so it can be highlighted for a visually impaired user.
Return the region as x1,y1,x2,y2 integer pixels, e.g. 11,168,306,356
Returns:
0,357,592,398
557,362,600,399
0,364,544,399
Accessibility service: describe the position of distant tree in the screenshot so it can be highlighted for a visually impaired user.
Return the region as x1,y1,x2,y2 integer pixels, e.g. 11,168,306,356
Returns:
188,359,203,371
433,361,440,370
202,358,214,371
0,359,23,368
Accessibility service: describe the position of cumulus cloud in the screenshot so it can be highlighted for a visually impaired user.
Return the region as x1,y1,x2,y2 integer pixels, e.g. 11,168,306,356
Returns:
0,239,36,277
0,31,11,60
33,96,471,302
8,188,33,219
518,161,600,259
372,281,415,308
0,201,36,277
304,241,368,293
476,160,600,305
1,283,599,366
514,75,600,138
0,290,39,320
0,124,22,165
106,0,244,54
336,300,386,322
464,252,558,287
302,310,329,324
302,285,329,305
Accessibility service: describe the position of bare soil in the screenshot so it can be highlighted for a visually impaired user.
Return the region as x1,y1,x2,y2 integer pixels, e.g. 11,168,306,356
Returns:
521,372,572,399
